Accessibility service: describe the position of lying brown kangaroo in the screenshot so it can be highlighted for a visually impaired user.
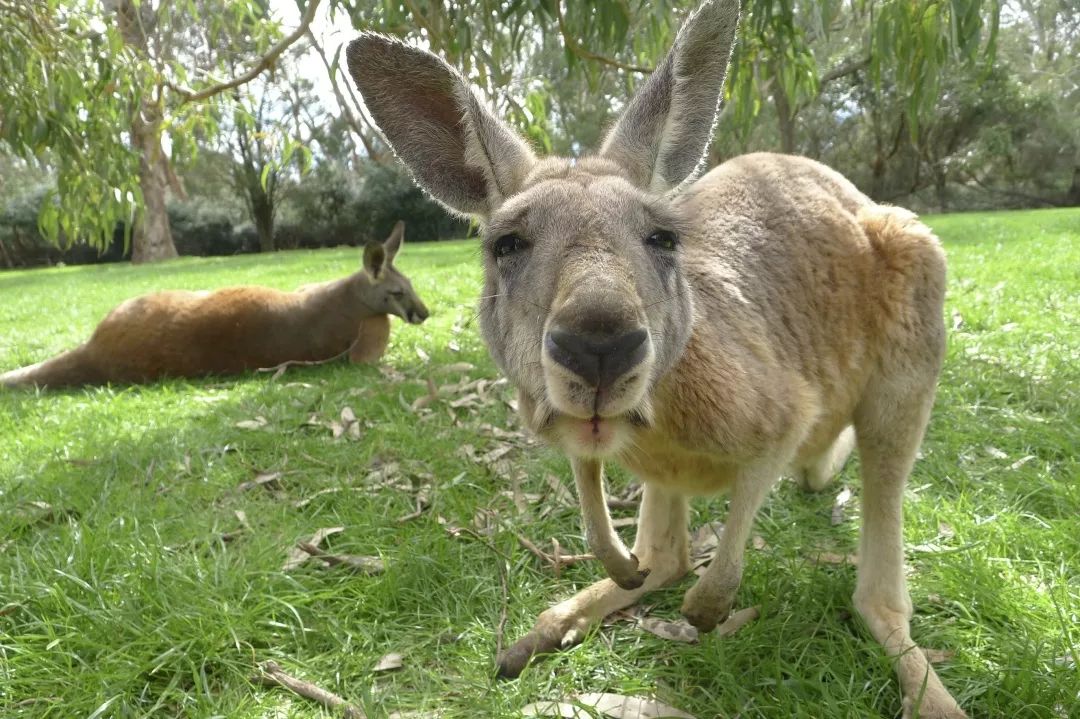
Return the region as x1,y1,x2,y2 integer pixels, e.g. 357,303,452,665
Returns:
346,2,964,717
1,221,429,389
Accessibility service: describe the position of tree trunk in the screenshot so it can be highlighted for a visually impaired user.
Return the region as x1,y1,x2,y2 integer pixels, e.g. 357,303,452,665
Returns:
934,166,949,212
252,190,275,253
131,102,178,263
111,0,179,263
1066,166,1080,207
774,95,796,154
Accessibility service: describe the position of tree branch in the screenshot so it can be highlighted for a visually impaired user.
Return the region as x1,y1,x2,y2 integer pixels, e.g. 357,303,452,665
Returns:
818,55,870,86
554,0,653,75
960,171,1064,207
306,30,384,162
255,661,364,718
168,0,322,104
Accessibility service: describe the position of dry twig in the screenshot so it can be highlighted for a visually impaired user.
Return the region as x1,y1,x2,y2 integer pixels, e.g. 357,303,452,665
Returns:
255,660,364,718
515,533,594,575
298,542,384,574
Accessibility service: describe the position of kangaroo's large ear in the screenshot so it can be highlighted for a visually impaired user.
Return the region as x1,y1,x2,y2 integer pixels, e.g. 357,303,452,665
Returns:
346,34,536,219
383,220,404,263
600,0,740,192
363,241,386,279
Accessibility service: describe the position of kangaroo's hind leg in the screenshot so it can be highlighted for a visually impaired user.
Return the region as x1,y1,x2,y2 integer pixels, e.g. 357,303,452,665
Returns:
853,379,966,719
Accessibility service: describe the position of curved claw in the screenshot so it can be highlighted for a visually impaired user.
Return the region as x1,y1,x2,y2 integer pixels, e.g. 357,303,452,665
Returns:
600,551,652,590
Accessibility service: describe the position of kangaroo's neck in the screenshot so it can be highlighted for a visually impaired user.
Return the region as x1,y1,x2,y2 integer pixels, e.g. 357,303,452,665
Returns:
298,273,376,320
282,273,380,359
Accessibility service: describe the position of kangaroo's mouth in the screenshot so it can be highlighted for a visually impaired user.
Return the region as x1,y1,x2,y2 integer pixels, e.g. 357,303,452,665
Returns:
531,404,651,459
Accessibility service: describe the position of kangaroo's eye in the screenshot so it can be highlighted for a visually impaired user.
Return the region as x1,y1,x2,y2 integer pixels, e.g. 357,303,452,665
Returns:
493,234,526,259
388,290,405,298
645,230,678,251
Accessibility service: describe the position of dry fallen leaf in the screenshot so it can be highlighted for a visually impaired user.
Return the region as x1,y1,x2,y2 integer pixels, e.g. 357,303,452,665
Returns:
293,487,366,509
544,474,575,507
520,701,588,718
831,487,853,526
373,652,404,673
238,471,283,493
638,617,699,643
810,551,858,566
923,647,956,664
690,522,725,564
479,443,514,465
415,346,430,362
235,416,268,430
283,527,344,571
449,393,481,409
1009,454,1036,470
298,544,384,574
714,606,760,637
751,535,768,551
984,445,1008,460
364,462,401,486
522,693,696,719
436,362,475,374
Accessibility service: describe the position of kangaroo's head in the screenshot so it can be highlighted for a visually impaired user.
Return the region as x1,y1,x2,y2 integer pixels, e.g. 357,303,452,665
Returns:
347,0,738,457
359,220,429,325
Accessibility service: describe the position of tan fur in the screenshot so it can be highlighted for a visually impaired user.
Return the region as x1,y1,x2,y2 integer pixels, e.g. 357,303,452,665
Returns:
1,222,429,389
346,2,963,715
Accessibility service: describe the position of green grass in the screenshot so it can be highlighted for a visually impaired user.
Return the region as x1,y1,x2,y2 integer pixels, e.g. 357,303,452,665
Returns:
1,208,1078,718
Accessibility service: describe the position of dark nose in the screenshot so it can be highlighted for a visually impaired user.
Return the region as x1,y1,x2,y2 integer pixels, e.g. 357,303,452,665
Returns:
545,326,648,388
410,304,429,324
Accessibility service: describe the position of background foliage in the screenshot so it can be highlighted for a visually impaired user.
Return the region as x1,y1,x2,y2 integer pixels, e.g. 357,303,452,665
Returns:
1,0,1077,267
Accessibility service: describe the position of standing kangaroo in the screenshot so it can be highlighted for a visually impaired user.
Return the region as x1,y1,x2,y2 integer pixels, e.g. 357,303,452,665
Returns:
1,222,429,389
346,2,964,716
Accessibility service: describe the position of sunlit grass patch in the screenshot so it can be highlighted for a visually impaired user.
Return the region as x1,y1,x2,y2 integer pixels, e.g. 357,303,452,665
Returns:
1,210,1078,718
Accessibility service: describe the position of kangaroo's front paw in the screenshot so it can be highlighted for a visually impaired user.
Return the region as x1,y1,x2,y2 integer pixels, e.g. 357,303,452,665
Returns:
605,552,650,590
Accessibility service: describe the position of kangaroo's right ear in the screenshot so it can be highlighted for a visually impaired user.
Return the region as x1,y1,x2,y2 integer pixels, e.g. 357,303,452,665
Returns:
383,220,404,263
600,0,740,193
346,35,536,219
363,241,386,279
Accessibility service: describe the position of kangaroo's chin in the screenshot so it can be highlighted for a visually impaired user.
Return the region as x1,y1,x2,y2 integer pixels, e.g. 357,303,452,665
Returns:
546,413,632,458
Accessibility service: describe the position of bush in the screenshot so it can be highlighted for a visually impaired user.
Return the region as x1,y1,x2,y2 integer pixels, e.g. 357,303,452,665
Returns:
276,160,469,249
0,159,468,268
0,184,127,267
168,197,257,257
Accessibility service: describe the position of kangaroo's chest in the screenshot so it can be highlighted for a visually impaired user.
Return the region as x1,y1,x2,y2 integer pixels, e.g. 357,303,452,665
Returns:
619,427,742,496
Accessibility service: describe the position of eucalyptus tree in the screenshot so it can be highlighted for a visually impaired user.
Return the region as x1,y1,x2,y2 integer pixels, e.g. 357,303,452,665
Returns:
103,0,323,261
1,0,1011,263
332,0,1001,160
0,0,321,262
0,0,142,252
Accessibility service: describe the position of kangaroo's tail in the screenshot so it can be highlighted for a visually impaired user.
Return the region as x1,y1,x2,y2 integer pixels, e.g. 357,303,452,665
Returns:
0,346,103,389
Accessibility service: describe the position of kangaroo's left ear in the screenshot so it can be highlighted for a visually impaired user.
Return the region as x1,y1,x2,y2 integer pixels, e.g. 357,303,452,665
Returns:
363,241,387,279
383,220,404,264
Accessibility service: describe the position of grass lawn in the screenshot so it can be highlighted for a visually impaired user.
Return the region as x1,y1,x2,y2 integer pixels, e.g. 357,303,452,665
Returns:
1,208,1078,718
